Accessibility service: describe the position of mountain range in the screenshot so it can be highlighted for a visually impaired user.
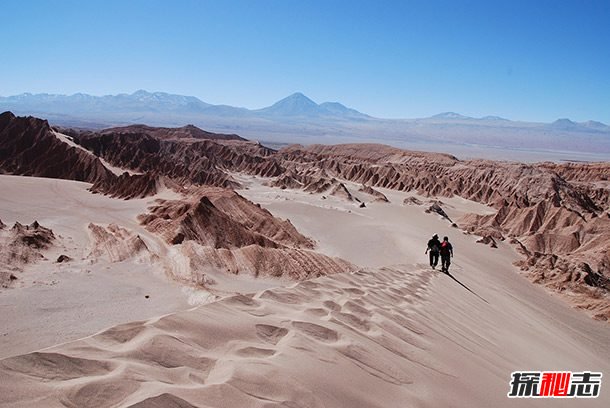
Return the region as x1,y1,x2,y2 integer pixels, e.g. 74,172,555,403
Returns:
1,90,609,160
0,90,371,120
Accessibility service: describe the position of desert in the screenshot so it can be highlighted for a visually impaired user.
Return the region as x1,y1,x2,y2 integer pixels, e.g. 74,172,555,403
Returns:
3,2,610,405
0,110,608,407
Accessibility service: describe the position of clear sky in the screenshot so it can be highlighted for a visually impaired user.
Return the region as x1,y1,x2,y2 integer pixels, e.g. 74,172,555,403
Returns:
2,0,609,122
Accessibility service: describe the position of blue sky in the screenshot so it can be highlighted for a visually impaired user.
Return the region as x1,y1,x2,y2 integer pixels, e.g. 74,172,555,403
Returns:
2,0,609,122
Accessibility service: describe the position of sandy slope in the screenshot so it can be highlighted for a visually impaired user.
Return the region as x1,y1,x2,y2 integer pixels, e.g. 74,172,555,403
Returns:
0,175,350,359
1,174,608,406
237,174,497,268
0,174,350,359
1,265,608,407
0,175,195,358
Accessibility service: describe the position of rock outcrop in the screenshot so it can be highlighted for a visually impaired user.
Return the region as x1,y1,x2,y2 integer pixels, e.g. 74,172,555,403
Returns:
329,183,356,202
87,223,153,263
0,112,113,183
71,128,282,194
403,196,423,206
138,187,351,284
359,184,389,202
426,201,453,223
0,221,55,287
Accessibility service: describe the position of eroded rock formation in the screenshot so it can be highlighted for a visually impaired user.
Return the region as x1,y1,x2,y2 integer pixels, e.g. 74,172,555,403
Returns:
2,112,608,317
0,221,55,287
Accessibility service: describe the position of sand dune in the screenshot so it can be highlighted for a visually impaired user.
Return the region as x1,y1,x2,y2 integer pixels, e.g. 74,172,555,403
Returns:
1,261,608,407
1,115,609,406
0,175,352,358
4,173,607,406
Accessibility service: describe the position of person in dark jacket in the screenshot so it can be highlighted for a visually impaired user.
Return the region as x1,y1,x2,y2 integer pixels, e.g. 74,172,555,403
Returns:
425,234,441,269
440,236,454,273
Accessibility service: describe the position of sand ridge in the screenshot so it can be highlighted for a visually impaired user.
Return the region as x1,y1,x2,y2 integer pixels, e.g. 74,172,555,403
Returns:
0,265,444,407
1,262,608,407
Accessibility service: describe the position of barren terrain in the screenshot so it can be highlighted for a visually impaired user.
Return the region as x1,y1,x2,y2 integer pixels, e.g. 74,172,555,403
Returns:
0,112,608,407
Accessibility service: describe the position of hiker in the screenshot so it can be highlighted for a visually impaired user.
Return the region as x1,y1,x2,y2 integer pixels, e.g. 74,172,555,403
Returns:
425,234,441,269
440,236,454,273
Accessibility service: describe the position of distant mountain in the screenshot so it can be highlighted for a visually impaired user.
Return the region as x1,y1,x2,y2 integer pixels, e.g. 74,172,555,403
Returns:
428,112,510,122
198,104,252,117
583,120,610,131
259,93,320,116
547,118,610,132
2,90,605,127
0,90,369,120
258,92,369,118
430,112,471,120
0,90,212,114
1,90,609,159
319,101,369,118
549,118,578,130
582,120,610,130
480,115,510,122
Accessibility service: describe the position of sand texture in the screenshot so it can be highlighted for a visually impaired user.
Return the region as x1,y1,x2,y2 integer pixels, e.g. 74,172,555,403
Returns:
1,113,609,407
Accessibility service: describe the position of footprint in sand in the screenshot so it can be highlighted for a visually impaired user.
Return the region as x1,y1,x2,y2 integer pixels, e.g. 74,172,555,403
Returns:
62,378,140,408
305,307,328,317
128,393,199,408
291,321,339,343
343,300,372,318
337,344,412,386
299,280,323,290
344,288,366,296
389,287,409,296
225,294,270,317
255,324,289,345
235,347,277,358
225,294,261,308
96,321,147,344
258,290,302,305
127,335,216,372
331,312,372,332
323,300,342,312
0,352,113,381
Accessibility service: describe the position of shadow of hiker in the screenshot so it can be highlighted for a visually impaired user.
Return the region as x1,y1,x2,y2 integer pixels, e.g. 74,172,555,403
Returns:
444,271,489,304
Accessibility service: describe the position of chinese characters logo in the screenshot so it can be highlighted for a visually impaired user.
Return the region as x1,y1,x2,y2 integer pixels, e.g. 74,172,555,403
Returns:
508,371,602,398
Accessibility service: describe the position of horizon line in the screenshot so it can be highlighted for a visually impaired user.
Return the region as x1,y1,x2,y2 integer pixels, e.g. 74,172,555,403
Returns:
1,89,608,126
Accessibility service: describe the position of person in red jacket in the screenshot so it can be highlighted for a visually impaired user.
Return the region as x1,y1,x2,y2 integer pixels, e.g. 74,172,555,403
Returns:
440,236,454,273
